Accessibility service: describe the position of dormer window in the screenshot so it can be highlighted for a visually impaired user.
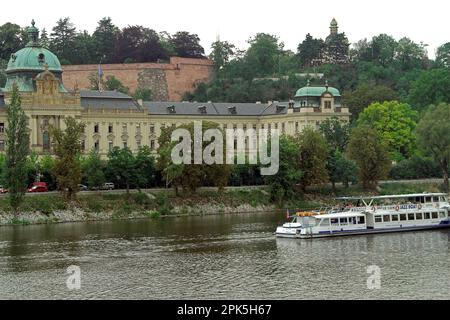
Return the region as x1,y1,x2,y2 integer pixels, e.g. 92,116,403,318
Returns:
38,53,45,64
167,105,176,114
324,101,332,109
276,105,286,113
198,106,207,114
228,106,237,114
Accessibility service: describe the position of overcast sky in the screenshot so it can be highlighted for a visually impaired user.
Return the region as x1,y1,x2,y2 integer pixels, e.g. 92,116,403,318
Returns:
2,0,448,58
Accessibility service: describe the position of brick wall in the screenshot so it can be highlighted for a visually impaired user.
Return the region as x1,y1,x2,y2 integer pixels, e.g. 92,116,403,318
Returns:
62,57,214,101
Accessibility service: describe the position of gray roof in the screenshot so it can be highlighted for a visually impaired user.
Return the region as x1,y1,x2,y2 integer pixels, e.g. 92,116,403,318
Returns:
145,101,290,116
80,90,140,110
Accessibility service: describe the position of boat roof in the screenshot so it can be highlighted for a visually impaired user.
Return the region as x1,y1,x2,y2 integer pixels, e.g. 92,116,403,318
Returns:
336,193,448,201
312,212,365,219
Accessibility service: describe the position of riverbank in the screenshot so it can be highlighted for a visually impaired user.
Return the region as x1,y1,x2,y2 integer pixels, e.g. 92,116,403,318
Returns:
0,181,445,226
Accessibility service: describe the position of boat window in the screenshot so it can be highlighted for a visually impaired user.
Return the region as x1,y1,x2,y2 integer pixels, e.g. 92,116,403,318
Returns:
424,212,431,219
391,215,399,221
432,212,438,219
357,216,365,224
331,218,339,225
433,196,439,202
339,218,348,225
374,216,382,223
439,212,446,219
425,196,432,203
408,213,415,220
400,214,407,221
383,215,390,222
320,219,330,226
415,212,423,220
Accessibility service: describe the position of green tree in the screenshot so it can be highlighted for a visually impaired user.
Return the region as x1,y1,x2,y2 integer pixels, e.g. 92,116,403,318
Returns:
92,17,119,63
347,125,391,190
296,128,329,191
106,147,135,193
357,101,418,160
4,83,29,213
0,23,26,61
408,69,450,109
297,33,325,67
170,31,204,58
50,116,85,200
343,84,398,120
133,87,152,101
50,17,77,64
436,42,450,68
394,37,428,70
210,40,235,72
327,150,357,192
245,33,283,77
104,75,130,94
84,149,106,190
319,117,351,152
134,146,156,189
416,103,450,192
264,135,302,205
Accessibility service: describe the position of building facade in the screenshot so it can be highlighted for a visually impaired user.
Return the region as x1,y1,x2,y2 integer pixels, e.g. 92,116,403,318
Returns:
0,21,350,157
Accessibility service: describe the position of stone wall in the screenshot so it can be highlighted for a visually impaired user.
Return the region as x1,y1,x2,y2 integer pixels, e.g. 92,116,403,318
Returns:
62,57,214,101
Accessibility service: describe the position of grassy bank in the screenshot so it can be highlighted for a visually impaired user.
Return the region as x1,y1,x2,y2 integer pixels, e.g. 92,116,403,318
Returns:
0,180,446,226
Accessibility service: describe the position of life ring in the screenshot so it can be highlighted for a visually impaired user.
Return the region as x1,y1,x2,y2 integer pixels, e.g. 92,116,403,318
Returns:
395,205,400,211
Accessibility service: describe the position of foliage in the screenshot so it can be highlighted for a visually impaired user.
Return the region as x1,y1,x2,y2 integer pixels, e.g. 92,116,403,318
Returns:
50,17,77,64
297,33,325,68
390,156,441,180
408,69,450,110
416,103,450,192
134,146,156,189
170,31,204,58
327,150,357,192
210,40,235,72
319,117,351,152
133,87,152,101
50,116,85,200
435,42,450,68
357,101,418,159
106,147,135,193
347,125,391,190
84,149,106,189
264,135,302,205
4,83,29,212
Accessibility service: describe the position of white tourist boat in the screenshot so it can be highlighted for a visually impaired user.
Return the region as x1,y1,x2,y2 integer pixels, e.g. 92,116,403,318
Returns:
275,193,450,239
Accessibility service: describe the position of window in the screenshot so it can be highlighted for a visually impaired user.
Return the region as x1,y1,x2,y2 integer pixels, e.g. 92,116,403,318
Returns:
136,124,141,134
324,101,331,109
0,140,4,151
252,124,257,130
295,122,299,132
149,124,155,134
339,218,348,225
424,212,431,219
383,215,391,222
320,219,330,226
123,142,127,149
150,140,155,150
433,196,439,202
358,216,365,224
243,124,247,131
331,218,339,225
375,216,382,223
408,213,415,221
400,214,407,221
94,124,99,133
108,124,113,133
274,123,278,130
43,132,50,150
391,215,399,222
122,124,127,132
94,141,99,152
415,212,423,220
0,123,4,133
108,141,113,152
81,140,85,151
432,212,438,219
425,196,432,203
282,123,285,133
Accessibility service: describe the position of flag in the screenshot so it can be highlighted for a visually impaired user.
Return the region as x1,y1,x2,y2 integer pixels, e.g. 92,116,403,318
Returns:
98,65,104,78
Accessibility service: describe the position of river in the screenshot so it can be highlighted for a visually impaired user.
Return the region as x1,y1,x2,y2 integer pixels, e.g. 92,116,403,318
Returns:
0,211,449,299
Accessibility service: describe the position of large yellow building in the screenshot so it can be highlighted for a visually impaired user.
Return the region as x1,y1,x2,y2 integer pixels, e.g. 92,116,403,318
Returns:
0,21,350,156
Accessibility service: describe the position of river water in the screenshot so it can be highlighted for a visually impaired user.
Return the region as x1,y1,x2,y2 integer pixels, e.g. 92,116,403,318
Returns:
0,211,449,299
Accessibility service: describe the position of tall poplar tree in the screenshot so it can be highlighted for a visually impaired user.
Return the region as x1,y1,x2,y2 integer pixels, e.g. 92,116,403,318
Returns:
4,83,29,213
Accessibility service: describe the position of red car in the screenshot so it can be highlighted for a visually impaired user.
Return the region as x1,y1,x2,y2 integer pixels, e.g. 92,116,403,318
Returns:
28,182,48,193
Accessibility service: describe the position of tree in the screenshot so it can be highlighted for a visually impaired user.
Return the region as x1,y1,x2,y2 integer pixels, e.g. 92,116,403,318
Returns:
296,33,325,67
50,116,85,200
106,147,135,193
4,83,29,213
92,17,119,63
416,103,450,192
436,42,450,68
170,31,204,58
264,135,302,205
357,101,418,160
343,84,398,120
394,37,428,70
296,128,329,191
324,32,350,64
133,87,152,101
347,125,391,190
327,150,357,192
408,69,450,110
0,23,26,61
134,146,156,189
245,33,283,77
72,30,96,64
39,28,50,48
210,40,235,72
84,149,105,190
50,17,77,64
319,117,351,152
90,75,130,93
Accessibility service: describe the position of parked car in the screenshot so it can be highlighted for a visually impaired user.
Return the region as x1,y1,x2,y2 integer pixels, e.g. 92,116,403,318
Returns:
0,186,8,194
101,182,115,190
78,184,88,191
28,182,48,193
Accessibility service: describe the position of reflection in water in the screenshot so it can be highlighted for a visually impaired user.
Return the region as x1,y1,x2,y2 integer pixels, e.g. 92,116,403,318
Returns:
0,212,449,299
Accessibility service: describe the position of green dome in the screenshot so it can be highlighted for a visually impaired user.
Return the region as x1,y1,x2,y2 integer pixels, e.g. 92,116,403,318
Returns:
295,86,341,98
6,46,62,74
